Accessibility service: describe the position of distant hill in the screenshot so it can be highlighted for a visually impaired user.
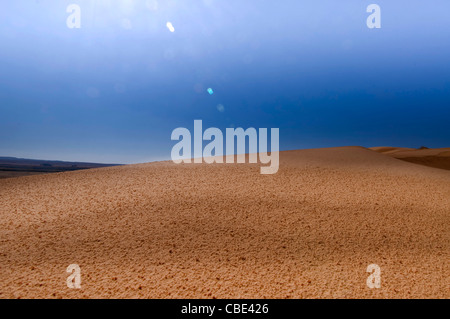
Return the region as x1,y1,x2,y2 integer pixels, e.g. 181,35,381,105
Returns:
0,157,121,179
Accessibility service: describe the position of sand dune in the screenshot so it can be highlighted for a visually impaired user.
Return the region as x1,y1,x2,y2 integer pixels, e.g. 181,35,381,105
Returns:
369,146,416,154
0,147,448,298
370,147,450,170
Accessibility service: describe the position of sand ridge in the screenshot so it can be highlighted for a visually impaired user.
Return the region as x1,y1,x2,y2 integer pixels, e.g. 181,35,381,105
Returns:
370,147,450,170
0,147,449,298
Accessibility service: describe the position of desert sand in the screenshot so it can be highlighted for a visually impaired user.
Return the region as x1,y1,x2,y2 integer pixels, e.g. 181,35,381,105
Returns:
0,146,448,299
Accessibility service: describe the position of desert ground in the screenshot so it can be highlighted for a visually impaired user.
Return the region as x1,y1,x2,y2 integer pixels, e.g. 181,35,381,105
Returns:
0,146,448,298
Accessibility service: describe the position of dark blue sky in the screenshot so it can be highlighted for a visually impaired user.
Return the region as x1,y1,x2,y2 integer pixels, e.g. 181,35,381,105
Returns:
1,0,449,163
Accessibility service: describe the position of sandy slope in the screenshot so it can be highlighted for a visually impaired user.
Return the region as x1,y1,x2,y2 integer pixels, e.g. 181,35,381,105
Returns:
370,147,450,170
0,147,448,299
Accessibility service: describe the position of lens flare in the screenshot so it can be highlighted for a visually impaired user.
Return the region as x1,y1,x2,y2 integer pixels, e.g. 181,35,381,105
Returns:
166,22,175,32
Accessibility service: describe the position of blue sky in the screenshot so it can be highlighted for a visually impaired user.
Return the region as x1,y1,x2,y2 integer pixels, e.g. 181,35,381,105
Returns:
1,0,449,163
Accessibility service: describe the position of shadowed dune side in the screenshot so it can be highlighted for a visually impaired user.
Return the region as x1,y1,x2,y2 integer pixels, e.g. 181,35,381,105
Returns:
369,147,416,155
0,147,449,298
370,147,450,170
